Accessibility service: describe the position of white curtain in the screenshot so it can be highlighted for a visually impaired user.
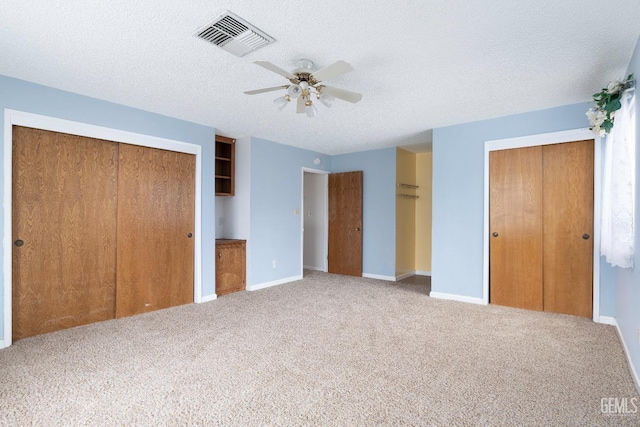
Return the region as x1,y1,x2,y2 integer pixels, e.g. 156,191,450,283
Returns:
601,88,636,268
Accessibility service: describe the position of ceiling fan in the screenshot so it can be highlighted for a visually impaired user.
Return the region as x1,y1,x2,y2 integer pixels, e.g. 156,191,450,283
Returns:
244,59,363,117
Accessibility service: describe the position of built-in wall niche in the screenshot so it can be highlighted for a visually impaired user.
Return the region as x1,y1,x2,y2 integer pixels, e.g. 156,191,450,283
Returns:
215,135,235,196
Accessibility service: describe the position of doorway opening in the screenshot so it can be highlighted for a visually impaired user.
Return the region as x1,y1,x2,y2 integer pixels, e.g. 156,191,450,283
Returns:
302,169,329,273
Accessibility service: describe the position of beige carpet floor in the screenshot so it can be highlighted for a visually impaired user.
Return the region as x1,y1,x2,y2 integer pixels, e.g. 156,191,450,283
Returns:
0,270,638,426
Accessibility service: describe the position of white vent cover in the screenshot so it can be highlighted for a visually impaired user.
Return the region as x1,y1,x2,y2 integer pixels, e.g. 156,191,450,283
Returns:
195,11,275,57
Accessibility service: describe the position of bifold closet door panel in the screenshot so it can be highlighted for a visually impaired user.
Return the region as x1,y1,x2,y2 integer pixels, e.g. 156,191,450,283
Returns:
12,126,118,340
542,140,594,318
116,144,195,318
489,146,544,311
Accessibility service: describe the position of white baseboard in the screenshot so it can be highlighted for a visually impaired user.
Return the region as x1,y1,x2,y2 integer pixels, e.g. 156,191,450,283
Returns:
610,318,640,395
415,270,431,276
429,292,485,305
597,315,616,325
395,271,416,281
248,275,303,291
362,273,396,282
303,265,325,272
0,339,7,349
200,294,217,303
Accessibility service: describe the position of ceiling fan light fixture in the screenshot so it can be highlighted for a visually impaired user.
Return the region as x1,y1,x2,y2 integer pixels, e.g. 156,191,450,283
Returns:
305,102,317,118
297,59,315,71
273,94,290,110
287,84,302,99
319,93,335,108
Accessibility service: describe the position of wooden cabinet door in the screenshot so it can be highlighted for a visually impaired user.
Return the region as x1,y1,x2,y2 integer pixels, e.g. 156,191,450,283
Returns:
542,140,594,318
12,126,118,340
489,147,544,311
328,171,363,276
116,145,195,318
216,241,246,296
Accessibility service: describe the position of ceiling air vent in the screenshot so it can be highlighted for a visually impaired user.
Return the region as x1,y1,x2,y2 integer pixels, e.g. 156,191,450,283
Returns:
195,11,275,57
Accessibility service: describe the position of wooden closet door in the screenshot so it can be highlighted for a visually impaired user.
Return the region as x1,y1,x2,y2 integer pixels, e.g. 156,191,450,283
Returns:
489,147,544,311
116,144,195,318
12,126,118,340
542,140,594,318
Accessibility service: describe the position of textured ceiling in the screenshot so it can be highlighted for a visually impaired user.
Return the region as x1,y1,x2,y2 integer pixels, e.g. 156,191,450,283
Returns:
1,1,639,155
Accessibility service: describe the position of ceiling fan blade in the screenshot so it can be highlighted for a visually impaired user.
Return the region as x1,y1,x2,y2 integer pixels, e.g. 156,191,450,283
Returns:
319,85,362,103
311,60,353,82
254,61,297,80
244,85,288,95
296,95,305,113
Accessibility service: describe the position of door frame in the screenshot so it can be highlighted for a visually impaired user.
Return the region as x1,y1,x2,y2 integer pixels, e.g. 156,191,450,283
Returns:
301,167,329,275
3,109,203,347
483,128,602,322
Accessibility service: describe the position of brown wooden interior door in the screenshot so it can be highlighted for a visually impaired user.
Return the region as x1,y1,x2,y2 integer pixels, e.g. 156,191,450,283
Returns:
489,147,544,311
542,140,594,318
12,126,118,340
116,144,195,318
328,171,363,276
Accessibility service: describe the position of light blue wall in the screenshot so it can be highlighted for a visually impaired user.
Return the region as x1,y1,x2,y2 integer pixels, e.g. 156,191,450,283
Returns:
599,256,617,317
249,137,331,286
432,102,616,316
0,75,217,342
248,141,396,284
332,147,396,278
615,34,640,388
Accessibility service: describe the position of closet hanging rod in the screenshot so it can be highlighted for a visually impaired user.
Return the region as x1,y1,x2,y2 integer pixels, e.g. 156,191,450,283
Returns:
398,183,419,189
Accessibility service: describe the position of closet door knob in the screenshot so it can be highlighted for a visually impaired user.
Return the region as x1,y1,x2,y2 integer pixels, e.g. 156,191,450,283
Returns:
187,233,193,238
14,239,24,247
582,234,590,240
218,252,222,259
492,232,498,238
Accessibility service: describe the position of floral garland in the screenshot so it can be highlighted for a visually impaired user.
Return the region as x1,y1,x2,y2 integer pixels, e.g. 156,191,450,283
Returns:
586,74,635,136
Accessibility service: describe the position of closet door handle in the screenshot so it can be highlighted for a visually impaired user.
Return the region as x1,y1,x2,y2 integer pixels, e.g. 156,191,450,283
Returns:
218,252,222,259
14,239,24,247
492,232,498,238
187,233,193,238
582,234,590,240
